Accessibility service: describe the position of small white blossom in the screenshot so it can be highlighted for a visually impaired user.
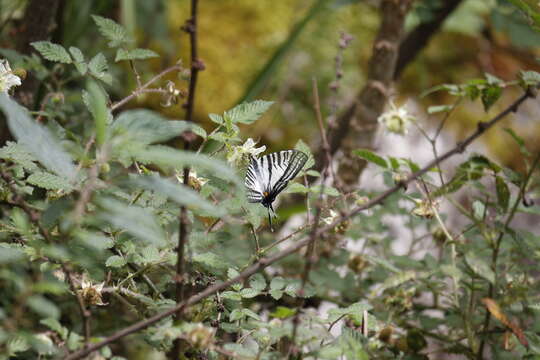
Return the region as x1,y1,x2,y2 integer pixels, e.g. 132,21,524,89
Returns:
175,169,208,190
322,209,338,225
0,59,21,94
227,138,266,167
378,101,415,135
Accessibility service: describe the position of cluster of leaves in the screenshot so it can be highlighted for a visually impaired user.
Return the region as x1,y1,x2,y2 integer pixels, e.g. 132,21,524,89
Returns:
1,11,540,360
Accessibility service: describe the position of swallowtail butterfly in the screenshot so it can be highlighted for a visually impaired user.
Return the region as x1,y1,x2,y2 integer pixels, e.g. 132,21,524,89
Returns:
245,150,308,231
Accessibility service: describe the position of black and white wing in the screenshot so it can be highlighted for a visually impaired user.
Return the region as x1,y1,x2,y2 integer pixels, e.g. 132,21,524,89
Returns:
245,150,308,204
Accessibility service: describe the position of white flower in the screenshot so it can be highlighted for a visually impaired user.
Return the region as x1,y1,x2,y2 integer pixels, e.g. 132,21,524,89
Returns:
227,138,266,167
378,101,415,135
322,209,338,225
0,59,21,94
175,169,208,190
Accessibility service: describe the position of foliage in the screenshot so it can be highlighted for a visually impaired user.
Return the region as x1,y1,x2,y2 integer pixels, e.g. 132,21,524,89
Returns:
0,4,540,360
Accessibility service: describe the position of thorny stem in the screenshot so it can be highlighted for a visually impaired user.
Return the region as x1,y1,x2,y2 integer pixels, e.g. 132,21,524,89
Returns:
476,150,540,359
64,89,536,360
172,0,202,358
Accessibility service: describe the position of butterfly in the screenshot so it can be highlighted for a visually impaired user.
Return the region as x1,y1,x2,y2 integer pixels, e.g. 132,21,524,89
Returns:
245,149,308,231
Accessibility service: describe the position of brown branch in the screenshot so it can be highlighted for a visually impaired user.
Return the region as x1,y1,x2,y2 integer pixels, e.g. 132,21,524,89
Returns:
171,0,202,358
63,89,536,360
327,0,413,188
476,150,540,359
394,0,464,79
110,64,182,112
63,265,91,348
289,78,329,355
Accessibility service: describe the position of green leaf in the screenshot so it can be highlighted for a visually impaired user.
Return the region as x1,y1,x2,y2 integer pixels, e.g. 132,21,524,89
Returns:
481,85,502,112
284,182,309,194
240,288,260,298
134,175,224,217
503,128,531,156
427,105,454,114
27,295,60,319
249,273,266,292
115,48,159,62
465,252,495,284
40,318,68,340
269,290,283,300
311,185,340,196
0,244,25,264
193,252,229,272
224,100,274,124
270,306,296,319
353,149,388,168
495,176,510,212
105,255,127,268
270,277,286,291
112,109,192,145
85,81,109,146
133,146,241,186
294,139,314,169
92,15,130,47
69,46,87,75
27,171,74,191
327,302,372,323
88,53,112,85
30,41,72,63
98,198,166,246
0,141,38,171
221,291,242,301
0,94,77,181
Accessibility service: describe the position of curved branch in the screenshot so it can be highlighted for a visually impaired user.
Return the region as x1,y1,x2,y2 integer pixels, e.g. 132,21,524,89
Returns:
63,88,536,360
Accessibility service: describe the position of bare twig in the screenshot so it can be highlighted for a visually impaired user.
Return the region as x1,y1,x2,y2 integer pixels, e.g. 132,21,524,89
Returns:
171,0,202,358
476,150,540,359
63,265,91,348
110,64,182,112
63,89,536,360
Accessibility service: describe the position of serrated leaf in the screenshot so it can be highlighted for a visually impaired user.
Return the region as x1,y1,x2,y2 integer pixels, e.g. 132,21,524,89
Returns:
294,139,314,169
353,149,387,168
327,302,372,323
249,273,266,292
140,245,160,264
69,47,87,75
88,53,112,84
284,182,309,194
221,291,242,301
269,290,283,300
27,171,74,191
0,94,77,181
193,252,229,271
0,141,38,171
310,185,340,196
270,277,286,290
134,175,225,217
30,41,72,63
224,100,273,124
98,198,166,246
481,85,502,112
240,288,260,298
115,48,159,62
112,109,192,145
92,15,130,47
105,255,126,268
465,252,495,284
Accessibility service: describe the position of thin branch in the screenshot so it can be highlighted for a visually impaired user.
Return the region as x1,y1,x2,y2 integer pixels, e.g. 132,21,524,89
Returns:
63,89,536,360
289,78,329,355
172,0,202,358
476,150,540,359
63,265,91,348
110,64,182,112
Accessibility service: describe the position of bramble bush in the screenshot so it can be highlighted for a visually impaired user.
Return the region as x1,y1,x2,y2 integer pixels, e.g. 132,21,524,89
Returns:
1,4,540,360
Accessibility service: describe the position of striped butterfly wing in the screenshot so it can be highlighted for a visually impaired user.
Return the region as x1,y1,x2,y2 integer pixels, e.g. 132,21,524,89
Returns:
245,150,308,204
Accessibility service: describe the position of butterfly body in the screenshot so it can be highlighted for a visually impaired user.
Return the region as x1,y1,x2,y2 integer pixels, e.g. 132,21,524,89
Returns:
245,149,308,230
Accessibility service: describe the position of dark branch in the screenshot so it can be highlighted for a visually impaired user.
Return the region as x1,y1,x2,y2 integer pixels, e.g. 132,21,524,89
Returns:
63,85,537,360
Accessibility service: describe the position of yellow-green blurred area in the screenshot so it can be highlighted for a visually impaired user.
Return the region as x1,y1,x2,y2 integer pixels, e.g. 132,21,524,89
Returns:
4,0,540,166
